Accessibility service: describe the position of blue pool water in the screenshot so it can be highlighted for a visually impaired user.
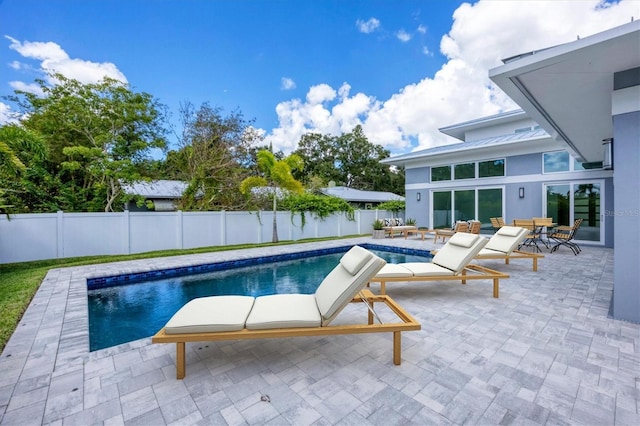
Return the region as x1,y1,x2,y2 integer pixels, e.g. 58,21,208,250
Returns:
87,245,432,351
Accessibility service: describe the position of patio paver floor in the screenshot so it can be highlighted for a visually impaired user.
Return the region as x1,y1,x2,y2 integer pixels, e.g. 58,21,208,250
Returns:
0,236,638,425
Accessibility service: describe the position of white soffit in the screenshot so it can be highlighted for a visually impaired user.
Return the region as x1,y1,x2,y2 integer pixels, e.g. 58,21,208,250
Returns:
489,20,640,162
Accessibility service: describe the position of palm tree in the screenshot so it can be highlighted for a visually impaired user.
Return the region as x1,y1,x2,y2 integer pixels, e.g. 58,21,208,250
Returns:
240,149,304,242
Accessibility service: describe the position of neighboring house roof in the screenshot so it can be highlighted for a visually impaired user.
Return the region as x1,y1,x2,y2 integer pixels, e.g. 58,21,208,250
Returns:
121,180,188,199
320,186,404,203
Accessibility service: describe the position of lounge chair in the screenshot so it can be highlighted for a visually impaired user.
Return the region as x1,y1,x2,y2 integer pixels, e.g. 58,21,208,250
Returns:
474,225,545,271
370,233,509,298
434,221,469,243
152,246,421,379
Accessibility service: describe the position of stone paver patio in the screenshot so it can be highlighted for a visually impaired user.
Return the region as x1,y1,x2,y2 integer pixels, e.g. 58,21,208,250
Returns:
0,236,638,425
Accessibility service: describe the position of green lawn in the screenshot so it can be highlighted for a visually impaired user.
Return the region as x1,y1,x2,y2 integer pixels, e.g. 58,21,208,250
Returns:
0,235,361,353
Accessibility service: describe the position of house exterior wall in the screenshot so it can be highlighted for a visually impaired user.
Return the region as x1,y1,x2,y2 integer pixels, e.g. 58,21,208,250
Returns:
402,125,613,245
465,117,538,142
611,105,640,323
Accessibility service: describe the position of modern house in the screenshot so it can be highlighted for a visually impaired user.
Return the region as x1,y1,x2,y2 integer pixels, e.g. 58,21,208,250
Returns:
319,185,404,209
384,20,639,323
121,179,188,211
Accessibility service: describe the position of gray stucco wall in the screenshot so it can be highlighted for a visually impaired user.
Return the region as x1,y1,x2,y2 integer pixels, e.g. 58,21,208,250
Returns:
507,153,541,176
611,110,640,323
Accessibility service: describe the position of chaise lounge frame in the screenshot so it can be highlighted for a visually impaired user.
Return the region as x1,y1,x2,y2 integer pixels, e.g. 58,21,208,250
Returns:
152,289,420,379
370,264,509,298
370,232,509,298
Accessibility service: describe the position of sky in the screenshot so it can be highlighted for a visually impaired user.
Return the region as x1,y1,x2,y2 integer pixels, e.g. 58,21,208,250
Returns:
1,0,638,157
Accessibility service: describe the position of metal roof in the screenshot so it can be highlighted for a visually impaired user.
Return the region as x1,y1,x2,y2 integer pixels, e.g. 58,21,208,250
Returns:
121,180,188,199
382,128,549,164
320,186,404,202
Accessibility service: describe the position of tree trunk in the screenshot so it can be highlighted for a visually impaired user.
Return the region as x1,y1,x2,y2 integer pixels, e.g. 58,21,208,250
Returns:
272,195,278,243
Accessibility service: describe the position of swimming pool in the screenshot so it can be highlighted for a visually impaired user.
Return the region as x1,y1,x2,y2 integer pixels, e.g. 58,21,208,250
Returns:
87,245,432,351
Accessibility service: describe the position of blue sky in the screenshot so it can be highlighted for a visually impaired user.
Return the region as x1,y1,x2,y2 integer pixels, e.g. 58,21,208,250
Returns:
1,0,638,155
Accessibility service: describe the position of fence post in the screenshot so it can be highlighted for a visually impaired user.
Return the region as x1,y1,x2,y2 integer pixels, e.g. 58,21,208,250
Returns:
221,210,226,246
176,210,183,250
56,211,64,259
123,210,131,255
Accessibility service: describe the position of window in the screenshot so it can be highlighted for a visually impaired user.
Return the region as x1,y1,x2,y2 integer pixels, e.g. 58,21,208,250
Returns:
432,187,503,230
454,163,475,180
431,165,451,182
479,159,505,178
544,150,602,173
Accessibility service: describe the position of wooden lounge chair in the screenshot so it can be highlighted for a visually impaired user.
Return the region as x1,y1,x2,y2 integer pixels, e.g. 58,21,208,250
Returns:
434,221,469,243
370,233,509,298
152,246,421,379
475,225,545,271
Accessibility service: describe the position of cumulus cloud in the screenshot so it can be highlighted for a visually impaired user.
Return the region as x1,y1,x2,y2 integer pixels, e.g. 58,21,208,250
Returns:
396,30,412,42
417,24,427,34
281,77,296,90
356,17,380,34
0,36,129,124
264,0,638,155
5,36,127,88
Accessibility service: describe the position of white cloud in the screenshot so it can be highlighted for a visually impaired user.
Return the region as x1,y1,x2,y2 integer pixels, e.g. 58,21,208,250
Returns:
5,35,127,90
281,77,296,90
417,24,427,34
396,30,412,42
264,0,638,155
422,46,432,56
356,17,380,34
0,102,19,124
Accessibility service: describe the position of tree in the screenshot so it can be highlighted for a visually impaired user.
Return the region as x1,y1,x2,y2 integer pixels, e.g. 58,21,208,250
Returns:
167,102,261,211
293,125,404,195
240,149,304,242
0,125,49,214
7,73,169,211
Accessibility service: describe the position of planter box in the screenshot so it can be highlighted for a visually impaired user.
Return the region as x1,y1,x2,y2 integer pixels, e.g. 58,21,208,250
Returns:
372,229,386,239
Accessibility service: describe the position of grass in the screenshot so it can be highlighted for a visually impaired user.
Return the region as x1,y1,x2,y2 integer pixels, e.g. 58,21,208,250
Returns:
0,235,363,353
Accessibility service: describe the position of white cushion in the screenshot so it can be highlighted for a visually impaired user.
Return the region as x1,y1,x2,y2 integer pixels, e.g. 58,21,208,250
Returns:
447,232,478,248
164,295,255,334
315,246,386,326
246,294,321,330
497,226,522,237
401,262,456,277
485,227,529,254
432,234,488,273
340,245,373,275
375,264,414,278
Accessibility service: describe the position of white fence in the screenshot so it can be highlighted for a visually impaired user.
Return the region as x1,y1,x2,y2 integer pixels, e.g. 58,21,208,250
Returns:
0,209,397,264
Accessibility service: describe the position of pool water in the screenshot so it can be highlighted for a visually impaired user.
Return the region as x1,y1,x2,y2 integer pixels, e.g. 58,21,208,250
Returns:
87,248,431,351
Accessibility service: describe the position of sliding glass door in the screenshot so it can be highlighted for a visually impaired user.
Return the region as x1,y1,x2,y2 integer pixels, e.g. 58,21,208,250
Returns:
545,181,602,243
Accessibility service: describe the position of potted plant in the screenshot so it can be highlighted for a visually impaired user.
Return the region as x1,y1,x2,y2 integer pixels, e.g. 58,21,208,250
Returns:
405,218,416,227
372,219,385,239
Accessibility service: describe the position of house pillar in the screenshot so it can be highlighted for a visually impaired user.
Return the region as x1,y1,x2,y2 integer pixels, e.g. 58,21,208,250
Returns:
611,67,640,323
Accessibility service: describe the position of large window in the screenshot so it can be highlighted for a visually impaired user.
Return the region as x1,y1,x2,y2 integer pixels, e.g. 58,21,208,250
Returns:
544,151,603,173
479,159,505,178
432,188,503,230
454,163,475,180
431,165,451,182
432,158,505,181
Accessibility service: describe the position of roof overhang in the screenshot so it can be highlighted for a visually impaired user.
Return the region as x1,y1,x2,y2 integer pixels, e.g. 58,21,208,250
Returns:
489,20,640,162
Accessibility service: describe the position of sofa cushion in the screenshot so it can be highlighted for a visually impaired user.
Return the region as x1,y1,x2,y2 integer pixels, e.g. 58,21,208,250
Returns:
246,294,321,330
375,263,414,278
340,245,373,275
315,246,386,326
164,295,255,334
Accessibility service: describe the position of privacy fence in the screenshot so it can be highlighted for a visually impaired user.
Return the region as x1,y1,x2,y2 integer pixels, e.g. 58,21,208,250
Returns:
0,209,398,264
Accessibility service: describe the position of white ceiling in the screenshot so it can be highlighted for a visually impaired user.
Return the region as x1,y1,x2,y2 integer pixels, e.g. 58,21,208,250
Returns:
490,20,640,162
